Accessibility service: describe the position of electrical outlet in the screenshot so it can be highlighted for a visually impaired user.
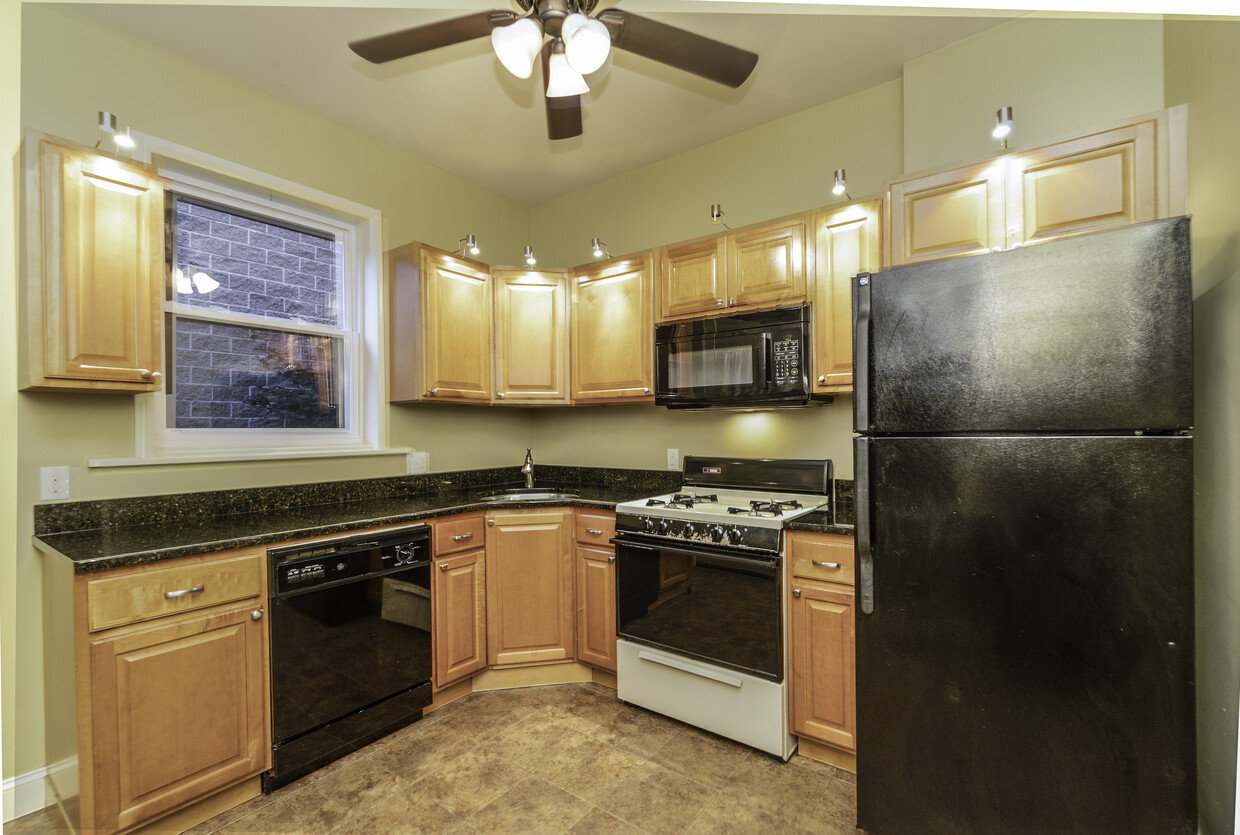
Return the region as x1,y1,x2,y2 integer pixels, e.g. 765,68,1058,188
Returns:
40,466,71,501
667,448,679,470
407,451,429,474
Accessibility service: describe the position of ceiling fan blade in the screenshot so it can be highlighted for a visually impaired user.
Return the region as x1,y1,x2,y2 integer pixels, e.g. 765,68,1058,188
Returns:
598,10,758,89
348,10,512,64
541,42,583,141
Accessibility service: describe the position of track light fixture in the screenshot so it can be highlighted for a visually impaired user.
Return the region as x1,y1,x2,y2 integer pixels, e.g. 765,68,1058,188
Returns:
455,234,480,256
710,203,731,230
523,245,537,266
590,237,610,259
993,106,1013,149
96,111,135,150
832,169,850,200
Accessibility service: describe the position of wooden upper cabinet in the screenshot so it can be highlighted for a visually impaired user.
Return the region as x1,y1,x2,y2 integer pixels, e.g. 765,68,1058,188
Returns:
726,217,807,310
493,269,569,405
658,236,727,319
388,243,492,403
22,134,165,392
886,158,1007,267
1007,119,1158,247
571,254,655,403
811,200,881,395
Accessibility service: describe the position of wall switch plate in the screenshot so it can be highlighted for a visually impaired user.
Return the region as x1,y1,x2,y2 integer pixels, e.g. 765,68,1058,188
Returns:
407,451,429,474
40,466,71,501
667,448,679,470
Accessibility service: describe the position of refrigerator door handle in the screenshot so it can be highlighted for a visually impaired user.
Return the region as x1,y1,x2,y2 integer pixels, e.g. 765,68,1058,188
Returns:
853,273,872,432
855,436,875,615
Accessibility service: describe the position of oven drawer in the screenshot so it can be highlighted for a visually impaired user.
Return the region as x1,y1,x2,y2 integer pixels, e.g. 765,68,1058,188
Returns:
86,552,264,632
435,513,485,555
575,510,616,544
788,532,855,585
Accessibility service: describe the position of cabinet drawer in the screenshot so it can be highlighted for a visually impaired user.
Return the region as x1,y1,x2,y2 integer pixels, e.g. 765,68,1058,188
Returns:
436,513,486,556
86,552,263,632
788,533,855,585
575,510,616,544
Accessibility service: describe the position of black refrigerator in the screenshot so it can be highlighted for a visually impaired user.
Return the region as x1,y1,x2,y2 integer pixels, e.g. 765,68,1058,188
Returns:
852,217,1196,835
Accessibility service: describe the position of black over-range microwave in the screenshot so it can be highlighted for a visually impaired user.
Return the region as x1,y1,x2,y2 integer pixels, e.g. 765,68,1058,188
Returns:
654,304,832,409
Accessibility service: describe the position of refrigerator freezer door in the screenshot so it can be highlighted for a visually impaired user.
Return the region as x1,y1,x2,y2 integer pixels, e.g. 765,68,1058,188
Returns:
854,217,1193,434
855,434,1195,835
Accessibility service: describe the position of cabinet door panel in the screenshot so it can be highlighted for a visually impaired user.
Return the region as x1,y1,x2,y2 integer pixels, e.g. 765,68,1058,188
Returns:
887,160,1005,266
1010,121,1156,247
726,219,807,309
493,270,569,404
433,548,486,688
486,511,574,666
422,251,492,401
89,606,267,831
791,583,856,752
27,138,164,391
571,255,654,401
576,544,617,672
811,201,880,394
659,237,726,320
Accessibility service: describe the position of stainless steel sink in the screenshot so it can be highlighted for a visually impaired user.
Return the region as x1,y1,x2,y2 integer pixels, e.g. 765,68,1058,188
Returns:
476,489,579,502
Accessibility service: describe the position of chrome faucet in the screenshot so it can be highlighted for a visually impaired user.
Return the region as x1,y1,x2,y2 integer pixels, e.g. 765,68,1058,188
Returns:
521,448,534,489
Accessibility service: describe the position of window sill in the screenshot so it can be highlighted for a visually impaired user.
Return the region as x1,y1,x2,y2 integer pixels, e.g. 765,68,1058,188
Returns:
88,447,413,469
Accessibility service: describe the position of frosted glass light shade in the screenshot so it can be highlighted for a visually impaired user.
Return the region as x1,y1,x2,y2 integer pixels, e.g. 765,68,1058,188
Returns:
491,18,542,80
546,48,589,98
562,13,610,75
191,271,220,294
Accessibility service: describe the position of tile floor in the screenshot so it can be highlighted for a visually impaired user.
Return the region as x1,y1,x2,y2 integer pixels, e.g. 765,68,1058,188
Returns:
12,682,862,834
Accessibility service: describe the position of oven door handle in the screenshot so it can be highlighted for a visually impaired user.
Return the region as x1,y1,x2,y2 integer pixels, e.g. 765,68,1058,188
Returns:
636,649,744,688
610,538,778,572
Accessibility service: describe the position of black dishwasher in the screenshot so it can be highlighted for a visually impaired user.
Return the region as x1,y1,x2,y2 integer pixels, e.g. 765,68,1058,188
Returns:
264,524,433,792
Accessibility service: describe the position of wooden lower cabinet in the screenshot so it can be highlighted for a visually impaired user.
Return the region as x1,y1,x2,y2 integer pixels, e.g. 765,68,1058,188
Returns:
575,510,618,672
432,547,487,688
485,509,575,666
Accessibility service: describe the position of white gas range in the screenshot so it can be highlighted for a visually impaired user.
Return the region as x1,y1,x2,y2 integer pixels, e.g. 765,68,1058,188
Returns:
611,456,833,760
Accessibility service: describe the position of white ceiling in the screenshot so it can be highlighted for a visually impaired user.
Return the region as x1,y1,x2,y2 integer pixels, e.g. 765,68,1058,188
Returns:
69,2,1016,205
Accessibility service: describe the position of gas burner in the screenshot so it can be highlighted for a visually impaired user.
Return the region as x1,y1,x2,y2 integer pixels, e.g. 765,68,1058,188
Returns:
645,499,667,507
666,492,719,509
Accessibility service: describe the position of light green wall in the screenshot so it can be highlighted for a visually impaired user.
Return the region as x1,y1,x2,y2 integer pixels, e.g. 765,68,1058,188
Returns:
902,16,1165,172
530,79,904,267
2,0,21,812
1165,19,1240,835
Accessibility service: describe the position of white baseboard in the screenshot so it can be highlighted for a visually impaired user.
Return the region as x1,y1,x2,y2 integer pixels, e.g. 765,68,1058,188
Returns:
2,756,78,823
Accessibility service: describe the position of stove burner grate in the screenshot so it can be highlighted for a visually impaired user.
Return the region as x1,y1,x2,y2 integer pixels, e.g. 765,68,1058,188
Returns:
666,492,720,509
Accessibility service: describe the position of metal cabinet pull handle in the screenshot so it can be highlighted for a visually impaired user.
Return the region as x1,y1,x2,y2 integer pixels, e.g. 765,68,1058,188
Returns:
428,388,439,396
716,298,725,307
487,519,495,526
792,588,802,598
164,585,205,599
812,560,841,569
728,297,735,306
139,369,162,381
643,387,651,394
587,529,603,536
250,609,263,621
817,375,826,384
439,562,449,572
497,392,506,400
608,554,615,563
453,533,473,542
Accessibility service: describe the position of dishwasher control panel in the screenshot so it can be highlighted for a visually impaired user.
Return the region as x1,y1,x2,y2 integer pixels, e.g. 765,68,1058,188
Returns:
269,524,430,597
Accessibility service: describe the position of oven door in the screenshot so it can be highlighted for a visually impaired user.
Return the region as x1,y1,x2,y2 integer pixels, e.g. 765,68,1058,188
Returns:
614,536,783,681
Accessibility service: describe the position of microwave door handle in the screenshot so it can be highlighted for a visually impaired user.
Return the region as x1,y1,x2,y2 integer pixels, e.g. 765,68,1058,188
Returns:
763,334,773,390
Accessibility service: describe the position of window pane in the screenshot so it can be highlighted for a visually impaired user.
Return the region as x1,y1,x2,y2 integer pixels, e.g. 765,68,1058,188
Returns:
172,319,342,429
172,196,341,328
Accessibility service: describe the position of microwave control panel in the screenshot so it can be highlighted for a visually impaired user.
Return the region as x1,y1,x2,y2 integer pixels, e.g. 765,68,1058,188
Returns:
771,335,802,385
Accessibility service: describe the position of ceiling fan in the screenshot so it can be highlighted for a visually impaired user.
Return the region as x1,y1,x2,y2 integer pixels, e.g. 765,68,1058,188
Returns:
348,1,759,140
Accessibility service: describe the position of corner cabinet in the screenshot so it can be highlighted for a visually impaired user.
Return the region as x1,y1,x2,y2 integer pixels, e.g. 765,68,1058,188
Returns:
431,514,488,689
570,254,655,402
485,509,575,666
787,531,857,756
810,200,882,396
54,549,270,835
492,268,570,405
885,107,1185,267
574,510,618,672
388,243,493,403
657,217,807,321
21,133,165,392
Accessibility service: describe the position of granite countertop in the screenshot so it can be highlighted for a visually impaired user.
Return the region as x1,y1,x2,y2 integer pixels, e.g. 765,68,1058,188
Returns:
784,511,855,536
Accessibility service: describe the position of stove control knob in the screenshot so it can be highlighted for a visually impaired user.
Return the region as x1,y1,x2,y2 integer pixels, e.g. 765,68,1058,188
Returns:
683,523,696,539
658,519,672,535
710,525,726,543
641,517,656,533
726,528,744,545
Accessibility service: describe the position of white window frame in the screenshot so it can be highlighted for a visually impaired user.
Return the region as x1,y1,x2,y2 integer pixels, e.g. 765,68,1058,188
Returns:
103,134,392,465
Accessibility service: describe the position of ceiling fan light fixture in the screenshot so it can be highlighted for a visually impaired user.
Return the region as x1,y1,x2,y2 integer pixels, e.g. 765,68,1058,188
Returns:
546,40,589,98
562,13,611,75
491,17,543,80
